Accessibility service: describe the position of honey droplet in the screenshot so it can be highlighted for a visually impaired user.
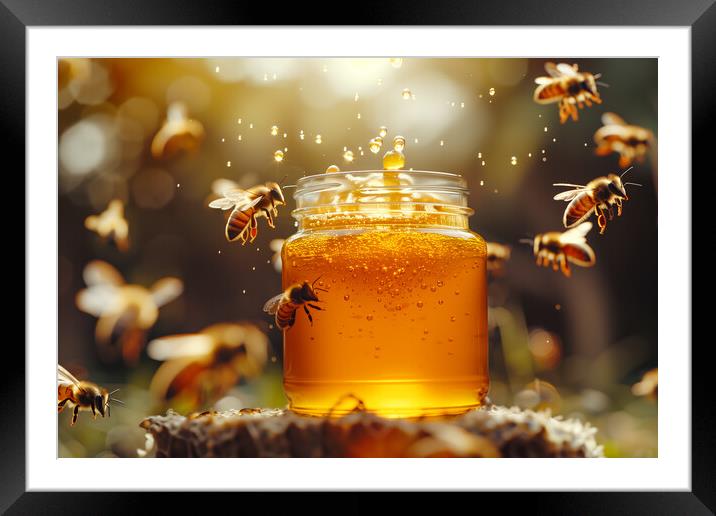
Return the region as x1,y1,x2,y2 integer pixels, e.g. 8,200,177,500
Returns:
369,138,381,153
489,87,496,96
325,165,341,173
270,125,278,136
343,150,354,162
274,150,284,162
393,135,406,152
401,88,412,100
382,149,405,170
378,126,388,138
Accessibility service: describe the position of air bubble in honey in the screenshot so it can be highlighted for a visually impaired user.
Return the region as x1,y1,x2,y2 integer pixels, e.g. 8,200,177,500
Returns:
392,135,406,152
325,165,341,173
274,150,284,162
382,149,405,170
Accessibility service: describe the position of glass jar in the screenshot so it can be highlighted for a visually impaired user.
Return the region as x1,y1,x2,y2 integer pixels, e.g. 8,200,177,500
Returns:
282,170,488,418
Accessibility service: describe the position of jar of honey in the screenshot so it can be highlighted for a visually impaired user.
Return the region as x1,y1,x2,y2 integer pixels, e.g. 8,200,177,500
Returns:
282,170,488,418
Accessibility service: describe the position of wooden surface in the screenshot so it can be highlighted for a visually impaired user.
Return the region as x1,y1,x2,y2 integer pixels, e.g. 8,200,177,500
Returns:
139,405,603,458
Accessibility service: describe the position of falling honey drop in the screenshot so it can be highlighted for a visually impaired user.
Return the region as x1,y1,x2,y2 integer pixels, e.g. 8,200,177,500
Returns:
393,135,406,152
383,149,405,170
325,165,341,173
378,126,388,138
369,138,382,154
274,150,284,162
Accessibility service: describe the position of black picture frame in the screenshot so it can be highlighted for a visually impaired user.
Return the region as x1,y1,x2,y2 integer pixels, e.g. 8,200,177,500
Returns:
5,1,708,513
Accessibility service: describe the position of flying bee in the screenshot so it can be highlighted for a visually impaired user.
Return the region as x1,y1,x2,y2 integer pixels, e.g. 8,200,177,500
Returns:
84,199,129,252
151,102,205,159
209,182,286,244
263,277,327,330
58,365,122,426
76,260,183,365
521,222,596,277
147,323,269,410
553,168,642,234
534,62,604,123
486,242,512,277
594,112,655,168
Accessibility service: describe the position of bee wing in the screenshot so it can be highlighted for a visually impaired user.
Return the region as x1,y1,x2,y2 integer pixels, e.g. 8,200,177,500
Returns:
58,364,81,387
150,277,183,307
147,334,215,361
563,193,597,228
561,221,594,244
553,185,589,202
211,178,239,196
544,62,562,77
263,293,285,315
557,63,578,76
83,260,125,287
601,112,627,126
563,242,596,267
76,285,118,316
234,195,263,212
208,197,238,210
534,76,553,85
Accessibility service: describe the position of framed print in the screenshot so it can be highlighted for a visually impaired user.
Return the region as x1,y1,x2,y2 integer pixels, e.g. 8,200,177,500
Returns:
5,0,710,512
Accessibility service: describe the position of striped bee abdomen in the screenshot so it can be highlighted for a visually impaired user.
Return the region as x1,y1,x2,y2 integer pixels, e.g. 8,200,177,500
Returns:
537,82,566,101
276,300,299,329
564,192,596,227
227,207,256,242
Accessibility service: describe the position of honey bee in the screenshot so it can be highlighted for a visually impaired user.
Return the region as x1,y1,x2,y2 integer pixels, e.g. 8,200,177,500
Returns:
594,113,655,168
58,365,121,426
486,242,512,277
151,102,205,159
534,62,603,123
521,222,596,277
84,199,129,252
76,260,183,364
209,182,285,244
147,323,269,409
263,277,327,330
553,168,642,234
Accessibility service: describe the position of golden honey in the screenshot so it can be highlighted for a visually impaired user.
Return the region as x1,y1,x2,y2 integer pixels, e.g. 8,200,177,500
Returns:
283,171,488,418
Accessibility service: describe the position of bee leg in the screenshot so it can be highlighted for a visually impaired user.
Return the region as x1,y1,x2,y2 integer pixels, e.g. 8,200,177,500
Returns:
304,305,314,325
91,402,97,419
607,204,614,220
584,98,592,107
616,198,623,216
559,254,571,277
307,303,324,311
72,405,80,426
58,398,69,413
596,207,607,234
263,209,275,228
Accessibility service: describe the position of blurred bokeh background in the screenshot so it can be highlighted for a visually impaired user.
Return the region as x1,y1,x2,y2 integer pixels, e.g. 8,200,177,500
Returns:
58,57,657,458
